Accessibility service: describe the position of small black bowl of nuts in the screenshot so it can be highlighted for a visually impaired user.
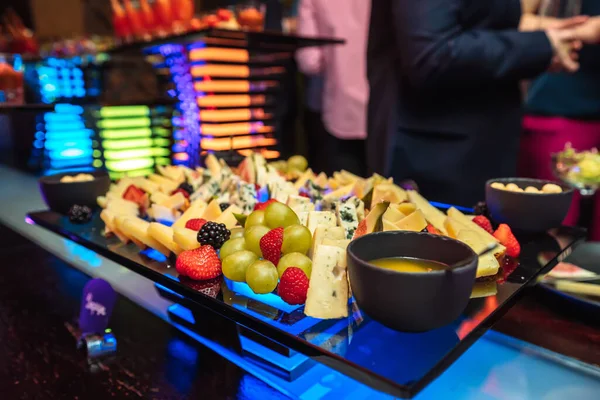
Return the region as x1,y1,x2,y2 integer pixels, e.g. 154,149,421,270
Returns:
485,178,574,233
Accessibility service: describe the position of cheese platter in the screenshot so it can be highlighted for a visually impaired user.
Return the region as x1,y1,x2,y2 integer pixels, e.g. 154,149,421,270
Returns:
27,152,586,398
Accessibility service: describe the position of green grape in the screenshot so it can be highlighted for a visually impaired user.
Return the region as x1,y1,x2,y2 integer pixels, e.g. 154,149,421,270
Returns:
222,250,258,282
230,227,245,239
288,155,308,172
281,224,312,255
246,260,279,294
220,237,246,260
246,210,266,227
277,252,312,278
244,225,270,256
264,202,300,229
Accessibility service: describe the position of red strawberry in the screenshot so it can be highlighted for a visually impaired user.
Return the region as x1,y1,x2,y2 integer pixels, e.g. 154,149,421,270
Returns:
426,224,441,235
171,188,190,199
260,227,283,265
185,218,207,231
493,224,521,258
216,8,232,21
278,267,309,305
473,215,493,234
497,257,519,285
254,199,278,211
176,246,222,281
299,192,310,198
122,184,145,204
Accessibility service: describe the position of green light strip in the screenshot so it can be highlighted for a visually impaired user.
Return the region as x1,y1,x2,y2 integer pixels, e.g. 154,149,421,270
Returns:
103,138,154,150
99,128,153,139
100,106,150,118
109,167,155,179
104,147,170,160
155,157,171,166
153,138,170,147
97,117,151,129
105,158,155,172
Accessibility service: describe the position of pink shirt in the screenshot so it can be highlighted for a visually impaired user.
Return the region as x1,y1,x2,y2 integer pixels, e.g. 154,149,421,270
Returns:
296,0,370,140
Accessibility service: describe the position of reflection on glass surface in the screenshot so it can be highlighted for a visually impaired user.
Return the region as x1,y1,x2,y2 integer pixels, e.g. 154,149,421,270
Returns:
29,211,586,398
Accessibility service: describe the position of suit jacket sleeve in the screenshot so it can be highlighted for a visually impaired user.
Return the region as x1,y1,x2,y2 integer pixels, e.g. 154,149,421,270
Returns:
391,0,554,88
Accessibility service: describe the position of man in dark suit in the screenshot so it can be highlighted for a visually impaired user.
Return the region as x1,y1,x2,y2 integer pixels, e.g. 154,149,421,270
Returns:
366,0,580,206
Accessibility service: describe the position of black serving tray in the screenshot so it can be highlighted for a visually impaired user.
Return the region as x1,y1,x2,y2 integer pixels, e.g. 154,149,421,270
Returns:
26,210,585,398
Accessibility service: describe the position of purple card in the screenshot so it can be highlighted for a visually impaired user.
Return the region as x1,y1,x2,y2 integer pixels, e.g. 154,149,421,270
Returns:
79,279,116,334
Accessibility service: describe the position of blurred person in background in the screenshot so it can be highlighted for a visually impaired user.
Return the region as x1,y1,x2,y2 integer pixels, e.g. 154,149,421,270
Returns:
367,0,586,206
295,0,370,176
520,0,600,240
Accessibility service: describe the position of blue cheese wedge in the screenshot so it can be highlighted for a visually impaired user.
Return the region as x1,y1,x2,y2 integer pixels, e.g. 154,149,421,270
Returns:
335,202,359,239
305,245,349,319
297,211,309,226
307,211,336,235
191,178,220,202
348,196,365,222
234,182,257,214
287,194,315,216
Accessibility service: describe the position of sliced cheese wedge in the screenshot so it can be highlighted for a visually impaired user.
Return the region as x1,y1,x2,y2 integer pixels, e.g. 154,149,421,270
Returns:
382,218,400,232
457,229,500,278
447,207,505,258
172,199,207,229
444,216,463,239
121,217,170,256
382,206,405,224
148,223,183,255
407,191,447,234
173,227,202,251
202,199,223,221
395,202,417,215
396,210,427,232
215,204,243,229
323,184,354,201
305,245,349,319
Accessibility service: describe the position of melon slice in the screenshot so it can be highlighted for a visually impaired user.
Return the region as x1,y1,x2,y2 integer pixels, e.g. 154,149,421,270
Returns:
353,201,389,239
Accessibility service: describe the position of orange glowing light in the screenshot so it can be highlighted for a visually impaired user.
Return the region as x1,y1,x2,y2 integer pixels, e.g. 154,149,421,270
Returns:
195,80,251,93
201,122,273,137
191,64,250,78
201,136,277,151
238,149,280,159
189,48,250,63
197,95,266,108
173,153,189,161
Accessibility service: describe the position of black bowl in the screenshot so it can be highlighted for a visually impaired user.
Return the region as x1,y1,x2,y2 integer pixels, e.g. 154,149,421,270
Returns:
485,178,574,233
39,170,111,215
347,231,477,332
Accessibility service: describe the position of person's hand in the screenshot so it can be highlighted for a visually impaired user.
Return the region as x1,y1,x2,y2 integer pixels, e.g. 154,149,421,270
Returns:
521,0,542,14
572,17,600,44
546,28,581,72
546,15,589,30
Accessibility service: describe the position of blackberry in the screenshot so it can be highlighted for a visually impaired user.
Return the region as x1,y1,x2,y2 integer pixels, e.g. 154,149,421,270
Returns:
473,201,490,218
219,202,230,212
178,182,194,195
68,204,92,224
197,221,230,249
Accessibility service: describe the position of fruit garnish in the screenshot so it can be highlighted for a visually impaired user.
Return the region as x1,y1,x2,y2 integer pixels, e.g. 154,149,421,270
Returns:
171,188,190,199
244,225,270,256
278,267,309,305
185,218,207,231
219,202,230,212
176,246,222,281
259,227,284,265
493,224,521,258
264,202,300,228
179,276,222,298
282,224,311,255
473,201,490,218
497,257,519,284
246,260,278,294
299,192,310,198
426,224,441,235
254,198,278,211
123,184,145,204
68,204,93,224
216,8,232,21
222,250,257,282
178,182,194,195
197,221,231,249
473,216,493,234
277,252,312,278
220,237,247,260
